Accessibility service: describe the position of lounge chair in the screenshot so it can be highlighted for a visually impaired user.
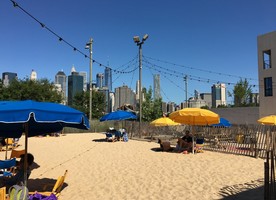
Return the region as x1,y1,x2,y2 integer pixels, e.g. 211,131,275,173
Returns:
106,133,115,142
195,138,204,153
0,187,5,200
114,131,122,141
0,158,16,177
158,139,173,152
29,170,68,198
10,149,25,160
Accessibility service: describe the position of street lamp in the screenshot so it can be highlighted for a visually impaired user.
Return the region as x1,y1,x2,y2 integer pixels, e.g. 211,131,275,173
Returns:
85,38,93,121
133,34,149,137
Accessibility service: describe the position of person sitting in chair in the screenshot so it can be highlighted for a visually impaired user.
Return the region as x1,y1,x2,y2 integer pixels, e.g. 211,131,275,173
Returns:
0,153,34,190
176,130,193,152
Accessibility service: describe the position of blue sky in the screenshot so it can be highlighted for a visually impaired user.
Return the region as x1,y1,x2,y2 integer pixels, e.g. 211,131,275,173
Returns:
1,0,275,104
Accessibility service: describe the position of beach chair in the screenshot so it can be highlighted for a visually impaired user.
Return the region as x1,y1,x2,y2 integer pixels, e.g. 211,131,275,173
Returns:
114,131,122,141
0,158,16,177
10,149,25,160
106,133,115,142
0,187,6,200
29,170,68,198
195,138,204,153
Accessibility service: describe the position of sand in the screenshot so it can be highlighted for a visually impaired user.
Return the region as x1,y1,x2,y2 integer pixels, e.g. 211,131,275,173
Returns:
1,133,265,200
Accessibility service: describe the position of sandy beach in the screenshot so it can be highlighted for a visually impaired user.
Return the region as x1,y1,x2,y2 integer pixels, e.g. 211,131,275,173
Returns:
1,133,265,200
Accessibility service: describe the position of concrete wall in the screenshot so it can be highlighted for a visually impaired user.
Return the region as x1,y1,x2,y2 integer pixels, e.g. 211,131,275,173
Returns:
210,107,259,125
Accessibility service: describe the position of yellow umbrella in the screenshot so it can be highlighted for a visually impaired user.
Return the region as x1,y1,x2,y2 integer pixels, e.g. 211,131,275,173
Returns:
169,108,220,125
169,108,220,154
257,115,276,125
150,117,180,126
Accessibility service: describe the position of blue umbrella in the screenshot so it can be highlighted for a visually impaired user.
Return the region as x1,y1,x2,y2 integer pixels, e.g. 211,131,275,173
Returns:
0,100,90,185
100,110,137,122
211,117,232,127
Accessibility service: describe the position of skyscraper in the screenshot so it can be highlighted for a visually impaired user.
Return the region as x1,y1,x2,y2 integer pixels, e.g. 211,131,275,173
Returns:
104,67,112,92
2,72,17,86
68,67,84,106
96,73,104,88
55,70,67,104
211,83,226,108
79,71,87,91
153,74,161,100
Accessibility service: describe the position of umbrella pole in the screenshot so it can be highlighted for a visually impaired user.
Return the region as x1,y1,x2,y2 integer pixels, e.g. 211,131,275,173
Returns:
5,140,7,160
192,126,194,154
24,122,28,186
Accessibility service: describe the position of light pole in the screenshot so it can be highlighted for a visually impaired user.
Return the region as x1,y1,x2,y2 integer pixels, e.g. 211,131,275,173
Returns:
86,38,93,121
133,34,149,137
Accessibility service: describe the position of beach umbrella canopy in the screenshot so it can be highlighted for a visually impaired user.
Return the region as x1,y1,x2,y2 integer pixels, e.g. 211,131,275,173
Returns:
211,117,232,127
150,117,180,126
169,108,220,125
0,100,90,185
99,110,137,122
257,115,276,125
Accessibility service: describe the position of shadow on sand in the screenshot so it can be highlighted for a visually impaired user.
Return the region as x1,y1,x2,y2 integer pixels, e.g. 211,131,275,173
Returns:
92,138,107,143
27,177,68,192
150,147,178,153
218,179,264,200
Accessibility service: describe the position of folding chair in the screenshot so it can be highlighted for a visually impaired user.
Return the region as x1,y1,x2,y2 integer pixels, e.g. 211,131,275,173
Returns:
0,158,16,177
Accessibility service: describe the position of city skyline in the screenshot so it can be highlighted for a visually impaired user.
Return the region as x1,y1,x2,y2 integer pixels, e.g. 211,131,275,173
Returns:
1,1,275,104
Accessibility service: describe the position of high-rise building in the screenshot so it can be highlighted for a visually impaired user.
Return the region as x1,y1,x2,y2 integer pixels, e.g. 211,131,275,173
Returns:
79,71,87,91
114,85,136,110
104,67,112,92
211,83,226,108
67,66,84,106
30,69,37,80
153,74,161,100
55,70,67,104
96,73,104,88
2,72,17,86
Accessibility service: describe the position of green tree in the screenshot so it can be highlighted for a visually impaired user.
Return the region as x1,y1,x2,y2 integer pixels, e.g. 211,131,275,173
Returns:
141,87,163,122
73,90,106,119
0,78,62,102
228,79,252,107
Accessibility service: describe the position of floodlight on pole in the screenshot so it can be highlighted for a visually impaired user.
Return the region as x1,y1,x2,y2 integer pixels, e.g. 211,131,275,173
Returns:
85,38,93,121
133,34,149,138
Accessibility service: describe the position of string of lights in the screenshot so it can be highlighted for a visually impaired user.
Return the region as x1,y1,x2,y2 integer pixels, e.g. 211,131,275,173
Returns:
145,67,172,102
143,63,194,97
9,0,136,75
9,0,267,95
144,55,258,81
143,57,260,88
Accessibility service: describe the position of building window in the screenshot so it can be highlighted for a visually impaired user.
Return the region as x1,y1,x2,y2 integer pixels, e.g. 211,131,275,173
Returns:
263,50,271,69
264,77,273,96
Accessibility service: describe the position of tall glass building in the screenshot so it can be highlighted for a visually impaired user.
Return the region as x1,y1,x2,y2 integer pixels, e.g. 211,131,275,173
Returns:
104,67,112,92
96,73,104,88
153,74,161,100
68,72,84,106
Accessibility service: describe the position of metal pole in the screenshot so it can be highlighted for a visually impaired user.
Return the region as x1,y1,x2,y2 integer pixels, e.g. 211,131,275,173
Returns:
185,75,188,108
139,44,142,138
89,38,93,121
